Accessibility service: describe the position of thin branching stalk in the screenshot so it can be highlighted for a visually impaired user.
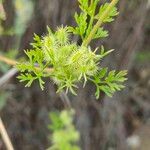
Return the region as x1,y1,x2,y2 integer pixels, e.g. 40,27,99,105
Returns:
0,68,18,88
59,91,72,110
0,118,14,150
0,54,53,73
0,55,17,66
82,0,119,46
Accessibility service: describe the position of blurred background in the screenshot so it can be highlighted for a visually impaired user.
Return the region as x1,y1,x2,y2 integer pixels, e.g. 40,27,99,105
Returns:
0,0,150,150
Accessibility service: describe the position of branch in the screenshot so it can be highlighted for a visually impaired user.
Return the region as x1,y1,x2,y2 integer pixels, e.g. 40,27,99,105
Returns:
0,55,17,66
0,118,14,150
59,91,72,110
82,0,119,46
0,68,18,87
0,54,53,73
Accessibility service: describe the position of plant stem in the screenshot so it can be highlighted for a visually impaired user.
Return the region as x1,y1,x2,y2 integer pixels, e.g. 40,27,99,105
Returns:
82,0,119,46
0,68,18,87
0,55,17,66
0,54,53,73
0,117,14,150
59,91,72,110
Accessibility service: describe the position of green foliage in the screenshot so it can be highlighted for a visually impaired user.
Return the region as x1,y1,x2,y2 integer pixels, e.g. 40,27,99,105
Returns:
90,69,127,99
17,48,46,90
69,0,118,40
17,0,127,99
95,3,119,22
48,110,80,150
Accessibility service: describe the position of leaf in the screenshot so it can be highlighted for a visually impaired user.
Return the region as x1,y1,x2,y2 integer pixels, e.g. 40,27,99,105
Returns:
78,0,89,12
17,73,36,87
38,77,45,90
92,69,127,99
100,46,114,58
73,12,88,39
95,85,100,99
98,68,108,79
99,85,113,97
30,34,42,50
94,27,108,39
95,3,119,23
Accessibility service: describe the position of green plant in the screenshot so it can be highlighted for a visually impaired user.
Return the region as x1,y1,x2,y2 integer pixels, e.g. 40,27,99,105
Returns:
0,0,127,150
48,110,80,150
1,0,127,99
69,0,118,42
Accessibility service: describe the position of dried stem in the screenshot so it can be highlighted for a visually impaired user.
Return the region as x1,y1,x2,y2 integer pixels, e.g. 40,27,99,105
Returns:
0,118,14,150
0,54,53,73
0,55,17,66
59,91,72,110
0,68,18,87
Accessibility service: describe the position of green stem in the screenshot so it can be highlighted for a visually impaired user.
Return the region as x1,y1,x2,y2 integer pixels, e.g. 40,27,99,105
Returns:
86,16,94,37
82,0,119,46
86,0,97,37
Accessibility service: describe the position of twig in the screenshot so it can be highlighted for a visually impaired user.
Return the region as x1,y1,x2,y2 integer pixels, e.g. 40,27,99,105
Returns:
0,54,53,73
0,55,17,66
82,0,119,46
0,68,18,87
0,68,17,150
0,118,14,150
59,91,72,110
